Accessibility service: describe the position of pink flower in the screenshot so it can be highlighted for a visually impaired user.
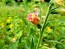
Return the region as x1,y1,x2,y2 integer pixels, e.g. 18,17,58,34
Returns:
27,13,40,25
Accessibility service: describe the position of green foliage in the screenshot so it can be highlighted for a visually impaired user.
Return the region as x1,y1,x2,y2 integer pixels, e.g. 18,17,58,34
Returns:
0,0,65,49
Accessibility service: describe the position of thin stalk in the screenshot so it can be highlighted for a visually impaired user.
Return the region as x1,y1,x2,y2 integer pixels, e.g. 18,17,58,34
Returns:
36,28,41,49
36,2,53,49
41,3,53,34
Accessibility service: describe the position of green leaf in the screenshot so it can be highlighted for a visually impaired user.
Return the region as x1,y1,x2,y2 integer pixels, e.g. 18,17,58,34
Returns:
9,42,18,49
15,31,22,39
29,28,34,37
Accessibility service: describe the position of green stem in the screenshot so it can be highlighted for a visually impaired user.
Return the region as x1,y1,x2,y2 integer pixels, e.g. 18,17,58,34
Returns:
41,3,53,34
36,28,41,49
36,2,53,49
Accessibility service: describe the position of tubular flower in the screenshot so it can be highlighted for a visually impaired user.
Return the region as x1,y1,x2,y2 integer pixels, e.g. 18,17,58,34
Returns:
27,13,40,25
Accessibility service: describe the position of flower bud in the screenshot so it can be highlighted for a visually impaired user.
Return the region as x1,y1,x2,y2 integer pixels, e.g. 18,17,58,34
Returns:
27,13,40,25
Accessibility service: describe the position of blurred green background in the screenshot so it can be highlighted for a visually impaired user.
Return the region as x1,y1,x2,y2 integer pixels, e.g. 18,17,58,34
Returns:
0,0,65,49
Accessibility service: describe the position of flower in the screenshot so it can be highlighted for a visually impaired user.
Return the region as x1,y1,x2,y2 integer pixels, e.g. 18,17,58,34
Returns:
0,23,4,27
34,8,39,16
27,13,40,25
7,16,12,23
46,27,51,32
9,24,13,28
7,19,11,23
54,0,64,6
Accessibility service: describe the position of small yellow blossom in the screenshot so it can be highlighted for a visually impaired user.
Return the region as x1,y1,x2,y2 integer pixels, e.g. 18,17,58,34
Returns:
7,19,11,23
0,23,4,27
9,24,13,28
7,16,12,23
46,27,51,32
54,0,64,6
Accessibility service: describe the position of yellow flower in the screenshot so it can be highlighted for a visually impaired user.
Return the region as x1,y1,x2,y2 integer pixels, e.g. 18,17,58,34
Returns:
7,19,11,23
46,27,51,32
0,23,4,27
9,24,13,28
7,16,12,23
54,0,64,6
